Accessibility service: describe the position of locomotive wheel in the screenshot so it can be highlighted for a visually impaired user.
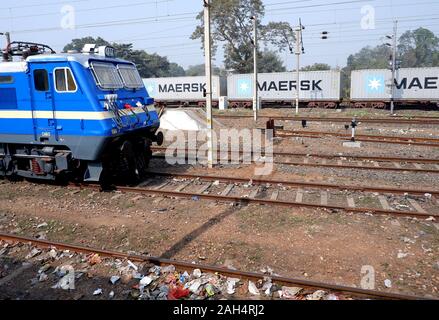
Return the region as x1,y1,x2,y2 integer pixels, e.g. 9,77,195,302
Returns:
0,161,5,179
119,140,141,183
133,140,152,180
119,139,152,184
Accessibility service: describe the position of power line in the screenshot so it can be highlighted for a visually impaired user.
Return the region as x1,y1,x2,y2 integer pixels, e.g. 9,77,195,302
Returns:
0,0,175,20
9,8,438,36
5,1,438,35
11,13,198,34
266,0,375,11
300,14,439,31
266,1,439,19
0,0,88,10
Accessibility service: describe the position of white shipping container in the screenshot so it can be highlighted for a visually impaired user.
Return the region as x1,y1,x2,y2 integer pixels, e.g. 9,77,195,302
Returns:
227,71,341,101
142,76,226,101
350,68,439,101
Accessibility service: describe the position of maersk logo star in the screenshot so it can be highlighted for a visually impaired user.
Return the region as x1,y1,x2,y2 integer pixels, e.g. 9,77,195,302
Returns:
237,79,252,96
240,82,249,92
368,78,382,90
365,75,385,93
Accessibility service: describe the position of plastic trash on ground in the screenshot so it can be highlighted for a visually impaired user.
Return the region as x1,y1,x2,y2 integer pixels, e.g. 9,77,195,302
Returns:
248,281,260,295
280,286,302,299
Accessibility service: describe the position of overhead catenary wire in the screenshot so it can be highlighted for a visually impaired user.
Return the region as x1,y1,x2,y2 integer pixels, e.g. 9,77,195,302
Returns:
0,0,88,10
265,0,438,16
0,0,175,20
6,0,439,35
2,0,437,70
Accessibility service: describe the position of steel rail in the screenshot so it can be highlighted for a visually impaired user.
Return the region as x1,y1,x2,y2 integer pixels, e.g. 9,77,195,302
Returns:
271,151,439,164
151,153,439,174
278,129,439,143
145,170,439,197
276,130,439,147
214,114,439,124
150,146,439,164
0,232,431,300
392,115,439,120
273,159,439,174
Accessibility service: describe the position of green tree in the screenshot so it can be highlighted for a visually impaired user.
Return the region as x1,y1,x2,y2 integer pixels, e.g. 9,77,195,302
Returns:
185,64,227,76
191,0,294,73
300,63,331,71
63,37,185,78
168,63,186,76
185,64,206,76
398,27,439,67
258,50,286,73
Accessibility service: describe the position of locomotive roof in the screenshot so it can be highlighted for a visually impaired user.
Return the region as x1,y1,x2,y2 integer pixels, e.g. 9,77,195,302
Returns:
27,53,133,67
0,61,28,73
0,53,133,73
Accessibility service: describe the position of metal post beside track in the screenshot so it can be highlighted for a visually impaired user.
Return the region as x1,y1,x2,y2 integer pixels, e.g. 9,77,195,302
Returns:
251,16,258,122
204,0,214,168
295,27,301,115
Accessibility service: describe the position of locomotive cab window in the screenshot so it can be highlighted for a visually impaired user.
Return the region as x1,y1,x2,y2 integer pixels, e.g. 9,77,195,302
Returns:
34,69,49,91
54,68,77,93
0,75,14,84
90,62,124,90
117,64,144,89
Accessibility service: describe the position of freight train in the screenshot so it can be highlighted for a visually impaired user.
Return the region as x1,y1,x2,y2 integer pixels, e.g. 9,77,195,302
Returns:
143,68,439,109
0,40,163,185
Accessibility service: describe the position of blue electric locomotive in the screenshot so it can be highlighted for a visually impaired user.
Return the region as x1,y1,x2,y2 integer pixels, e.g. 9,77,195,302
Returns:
0,39,162,184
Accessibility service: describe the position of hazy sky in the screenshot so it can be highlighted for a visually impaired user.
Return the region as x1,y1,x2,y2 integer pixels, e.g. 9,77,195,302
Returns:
1,0,438,70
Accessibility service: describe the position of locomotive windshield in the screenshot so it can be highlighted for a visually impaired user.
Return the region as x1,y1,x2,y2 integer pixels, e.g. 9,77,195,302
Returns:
90,62,124,90
117,64,143,89
90,61,144,90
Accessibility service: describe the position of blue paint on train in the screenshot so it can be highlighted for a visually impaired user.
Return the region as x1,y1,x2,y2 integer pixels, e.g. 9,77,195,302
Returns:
0,44,161,183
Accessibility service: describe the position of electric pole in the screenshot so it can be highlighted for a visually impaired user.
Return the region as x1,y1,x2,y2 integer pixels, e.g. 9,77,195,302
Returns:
390,20,398,115
204,0,214,168
294,20,304,115
251,16,258,122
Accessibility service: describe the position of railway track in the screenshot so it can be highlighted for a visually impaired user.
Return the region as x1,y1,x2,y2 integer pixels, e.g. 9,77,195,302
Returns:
151,147,439,174
215,114,439,125
275,129,439,147
66,171,439,218
0,232,430,300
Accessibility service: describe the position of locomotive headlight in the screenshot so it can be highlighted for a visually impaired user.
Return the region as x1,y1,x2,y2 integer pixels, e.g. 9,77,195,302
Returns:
111,128,118,135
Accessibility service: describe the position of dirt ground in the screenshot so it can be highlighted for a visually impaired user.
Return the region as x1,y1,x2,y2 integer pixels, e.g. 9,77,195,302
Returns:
0,107,438,299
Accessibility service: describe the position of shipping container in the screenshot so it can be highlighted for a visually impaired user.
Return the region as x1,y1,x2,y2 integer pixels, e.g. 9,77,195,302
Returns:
142,76,227,106
350,68,439,106
227,70,341,107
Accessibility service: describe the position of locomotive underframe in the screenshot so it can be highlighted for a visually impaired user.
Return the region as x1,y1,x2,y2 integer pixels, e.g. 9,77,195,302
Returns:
0,128,158,184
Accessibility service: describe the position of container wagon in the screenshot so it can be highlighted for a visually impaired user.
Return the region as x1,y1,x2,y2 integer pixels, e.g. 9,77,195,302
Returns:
350,68,439,108
227,70,341,108
142,76,227,108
